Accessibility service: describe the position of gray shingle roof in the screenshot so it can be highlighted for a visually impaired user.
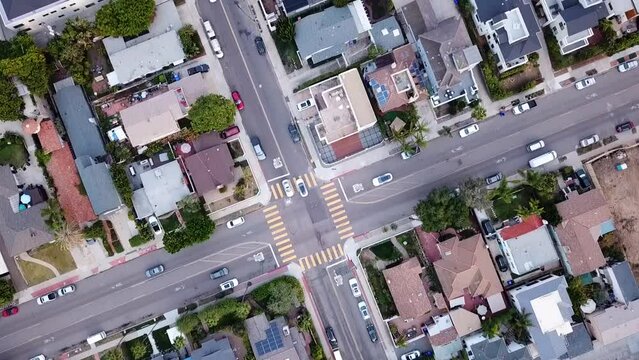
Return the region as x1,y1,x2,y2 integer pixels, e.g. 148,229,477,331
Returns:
0,0,56,20
295,6,360,61
470,337,532,360
53,85,106,159
565,323,593,358
282,0,309,13
75,156,122,216
190,337,235,360
370,16,405,53
611,261,639,304
561,2,609,36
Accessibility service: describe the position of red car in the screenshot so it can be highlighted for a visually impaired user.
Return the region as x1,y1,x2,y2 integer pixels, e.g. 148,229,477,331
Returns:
1,306,19,317
232,91,244,110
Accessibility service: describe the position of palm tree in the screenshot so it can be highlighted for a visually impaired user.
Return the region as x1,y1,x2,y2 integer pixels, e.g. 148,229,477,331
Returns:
516,198,544,218
490,180,516,204
506,310,532,344
54,222,84,250
481,317,501,339
173,335,186,350
517,170,557,199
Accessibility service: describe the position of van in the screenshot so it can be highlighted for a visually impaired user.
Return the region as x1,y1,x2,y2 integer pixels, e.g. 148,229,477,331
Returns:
526,140,545,152
87,331,106,345
528,151,557,168
203,21,215,39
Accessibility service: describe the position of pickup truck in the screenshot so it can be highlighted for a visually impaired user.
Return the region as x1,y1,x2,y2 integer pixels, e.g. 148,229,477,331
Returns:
512,100,537,115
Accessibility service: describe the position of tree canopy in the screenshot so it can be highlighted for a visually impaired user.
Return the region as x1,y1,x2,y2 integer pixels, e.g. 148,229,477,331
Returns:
0,279,15,306
163,199,215,254
48,18,96,86
0,33,49,96
415,187,470,232
274,17,295,43
96,0,156,37
198,299,251,329
460,177,492,210
188,94,236,133
0,76,24,121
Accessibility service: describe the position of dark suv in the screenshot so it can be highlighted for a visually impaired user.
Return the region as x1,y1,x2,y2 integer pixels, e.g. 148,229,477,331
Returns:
187,64,210,75
575,169,592,190
367,323,378,343
481,219,495,235
254,36,266,55
616,121,635,133
325,326,338,350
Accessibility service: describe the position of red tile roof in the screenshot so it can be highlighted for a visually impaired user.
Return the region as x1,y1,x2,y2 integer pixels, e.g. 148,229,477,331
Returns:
383,257,431,319
37,120,64,154
499,215,544,240
47,144,96,225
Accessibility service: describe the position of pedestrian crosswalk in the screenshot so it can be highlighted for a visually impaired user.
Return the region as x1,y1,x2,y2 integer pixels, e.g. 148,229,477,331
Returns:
321,182,355,240
271,172,319,200
298,244,345,271
263,205,297,263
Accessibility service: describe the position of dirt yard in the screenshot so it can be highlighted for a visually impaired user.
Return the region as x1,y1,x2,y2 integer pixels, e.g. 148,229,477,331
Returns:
591,147,639,274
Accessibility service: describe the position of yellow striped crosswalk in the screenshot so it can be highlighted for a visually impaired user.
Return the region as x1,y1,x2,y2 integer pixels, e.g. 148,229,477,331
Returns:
298,244,345,271
263,206,297,263
271,172,319,200
321,182,355,240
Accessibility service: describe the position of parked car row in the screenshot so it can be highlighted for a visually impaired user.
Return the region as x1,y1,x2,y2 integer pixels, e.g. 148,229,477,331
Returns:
36,284,77,305
203,21,223,58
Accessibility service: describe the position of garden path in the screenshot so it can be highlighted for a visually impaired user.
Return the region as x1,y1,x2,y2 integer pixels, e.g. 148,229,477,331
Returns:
18,252,60,277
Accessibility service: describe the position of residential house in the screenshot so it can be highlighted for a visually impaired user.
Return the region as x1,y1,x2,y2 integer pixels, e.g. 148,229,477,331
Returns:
167,73,210,105
382,257,432,321
463,332,532,359
0,166,52,282
103,0,185,86
433,234,504,311
369,16,406,53
448,308,481,338
190,336,235,360
184,144,235,197
132,160,191,219
497,215,561,275
119,89,187,147
53,80,122,216
606,0,639,23
470,0,542,72
538,0,611,54
586,298,639,346
245,314,309,360
508,274,593,360
362,44,421,113
427,314,462,360
554,189,613,276
0,0,109,31
598,260,639,305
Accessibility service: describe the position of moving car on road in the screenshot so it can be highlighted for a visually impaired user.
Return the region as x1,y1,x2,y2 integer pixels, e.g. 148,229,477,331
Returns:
36,292,57,305
282,179,295,198
459,124,479,138
148,216,162,236
485,172,503,185
616,121,635,133
251,137,266,161
349,278,361,297
254,36,266,55
575,77,595,90
400,143,420,160
358,301,370,320
232,91,244,110
618,60,638,72
57,284,76,296
326,326,338,349
210,267,229,279
372,173,393,187
219,278,239,291
288,123,301,143
187,64,209,75
366,323,378,343
526,140,545,152
226,216,245,229
579,134,599,147
145,264,165,278
528,151,557,168
295,178,308,197
1,306,18,317
401,350,421,360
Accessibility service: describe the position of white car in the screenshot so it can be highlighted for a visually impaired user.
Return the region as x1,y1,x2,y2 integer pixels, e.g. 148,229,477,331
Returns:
579,134,599,147
148,216,162,236
36,292,57,305
358,301,370,320
295,178,308,197
401,350,421,360
29,355,46,360
618,60,638,72
348,278,361,297
211,39,224,58
575,77,595,90
57,284,76,297
400,144,420,160
372,173,393,187
226,216,245,229
296,99,314,111
219,278,239,291
459,124,479,138
282,179,295,198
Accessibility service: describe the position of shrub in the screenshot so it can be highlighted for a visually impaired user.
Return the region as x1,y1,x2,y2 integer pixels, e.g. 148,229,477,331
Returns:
162,201,215,254
251,276,303,315
189,95,237,133
110,163,133,208
198,299,251,330
0,279,15,306
95,0,155,37
176,313,201,334
178,25,202,58
129,234,151,247
83,221,106,240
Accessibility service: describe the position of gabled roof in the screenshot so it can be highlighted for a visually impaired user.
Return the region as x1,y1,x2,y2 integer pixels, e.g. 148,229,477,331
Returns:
449,308,480,337
185,144,235,195
565,323,594,358
469,337,532,360
0,166,52,256
555,190,611,275
134,160,190,217
561,1,610,36
608,261,639,304
120,90,184,147
587,298,639,345
500,215,545,240
370,16,405,52
382,257,431,319
190,337,235,360
75,156,122,215
433,234,503,300
52,84,106,159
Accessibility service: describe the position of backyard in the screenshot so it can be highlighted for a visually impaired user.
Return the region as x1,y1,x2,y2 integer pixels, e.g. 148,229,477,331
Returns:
0,133,28,167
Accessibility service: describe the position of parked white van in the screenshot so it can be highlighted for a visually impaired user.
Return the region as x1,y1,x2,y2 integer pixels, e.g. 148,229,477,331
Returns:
528,151,557,168
87,331,106,345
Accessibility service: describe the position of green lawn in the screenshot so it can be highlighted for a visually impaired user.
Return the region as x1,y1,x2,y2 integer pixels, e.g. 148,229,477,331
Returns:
160,213,182,233
396,231,422,260
369,241,402,261
0,142,28,167
29,243,77,275
152,326,173,353
492,186,535,220
16,258,55,286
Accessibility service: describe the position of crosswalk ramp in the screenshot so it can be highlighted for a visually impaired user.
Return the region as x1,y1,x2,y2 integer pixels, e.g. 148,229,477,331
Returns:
263,205,297,263
271,172,319,200
320,182,355,240
298,244,344,271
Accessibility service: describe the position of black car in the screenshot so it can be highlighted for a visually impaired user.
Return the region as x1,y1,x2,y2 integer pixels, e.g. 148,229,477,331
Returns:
485,172,503,185
481,219,495,235
325,326,338,350
187,64,210,75
254,36,266,55
495,255,508,272
366,323,378,343
616,121,635,133
575,169,592,190
288,123,301,143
